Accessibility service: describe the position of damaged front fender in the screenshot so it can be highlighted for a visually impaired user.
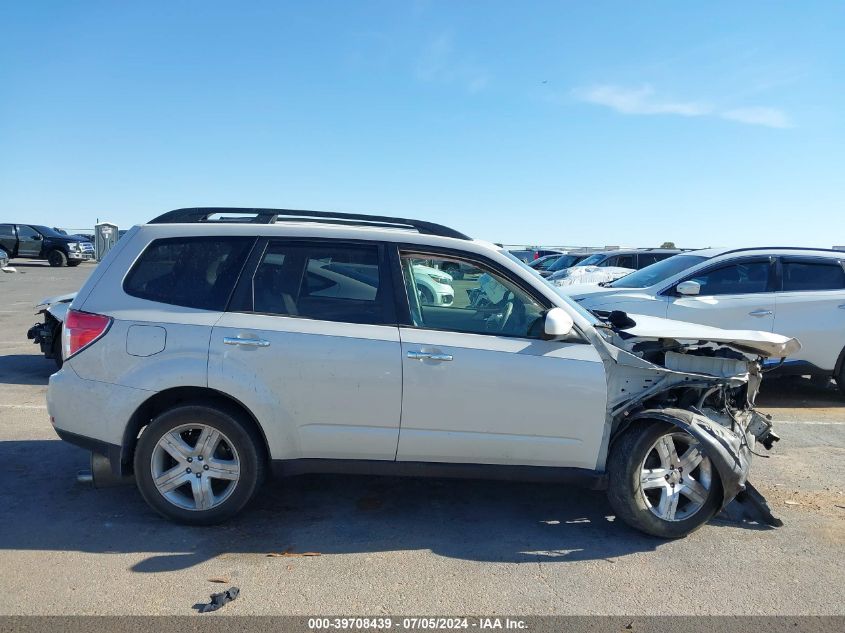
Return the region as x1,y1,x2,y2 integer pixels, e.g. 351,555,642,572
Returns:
629,407,752,508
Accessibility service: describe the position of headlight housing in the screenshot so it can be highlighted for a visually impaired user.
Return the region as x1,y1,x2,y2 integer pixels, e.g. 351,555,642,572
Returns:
428,273,451,285
68,242,81,252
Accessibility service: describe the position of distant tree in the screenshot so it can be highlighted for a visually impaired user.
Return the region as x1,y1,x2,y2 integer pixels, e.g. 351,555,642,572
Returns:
660,241,676,249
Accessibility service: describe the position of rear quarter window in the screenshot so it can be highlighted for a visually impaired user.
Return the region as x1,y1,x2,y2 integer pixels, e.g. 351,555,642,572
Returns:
123,237,254,310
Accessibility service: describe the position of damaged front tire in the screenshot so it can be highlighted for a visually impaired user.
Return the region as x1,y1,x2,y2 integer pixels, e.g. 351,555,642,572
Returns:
607,420,722,538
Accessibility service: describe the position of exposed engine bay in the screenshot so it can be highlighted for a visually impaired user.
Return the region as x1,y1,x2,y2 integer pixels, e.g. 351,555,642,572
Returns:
591,310,801,516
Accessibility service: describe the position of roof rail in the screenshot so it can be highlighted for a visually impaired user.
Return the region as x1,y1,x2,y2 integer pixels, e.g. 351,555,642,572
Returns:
148,207,470,240
715,246,845,257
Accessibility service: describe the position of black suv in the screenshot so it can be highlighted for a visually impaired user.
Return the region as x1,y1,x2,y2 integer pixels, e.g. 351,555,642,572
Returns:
0,224,95,267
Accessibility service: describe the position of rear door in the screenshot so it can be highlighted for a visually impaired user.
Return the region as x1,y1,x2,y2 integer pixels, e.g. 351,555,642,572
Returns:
209,239,403,462
666,257,777,332
773,256,845,371
15,225,43,257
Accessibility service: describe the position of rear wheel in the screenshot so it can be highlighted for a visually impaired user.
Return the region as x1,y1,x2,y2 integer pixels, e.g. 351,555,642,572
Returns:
47,249,67,267
134,405,265,524
419,286,435,305
607,421,722,538
837,363,845,397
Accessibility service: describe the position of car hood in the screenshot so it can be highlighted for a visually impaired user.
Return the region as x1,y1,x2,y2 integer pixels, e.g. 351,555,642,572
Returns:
619,313,801,359
555,284,651,301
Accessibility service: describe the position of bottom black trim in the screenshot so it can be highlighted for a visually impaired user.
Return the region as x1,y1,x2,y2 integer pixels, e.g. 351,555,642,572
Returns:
764,360,831,378
53,427,125,476
271,459,607,489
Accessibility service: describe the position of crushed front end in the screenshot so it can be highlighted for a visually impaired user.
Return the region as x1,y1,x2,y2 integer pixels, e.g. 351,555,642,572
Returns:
594,311,801,516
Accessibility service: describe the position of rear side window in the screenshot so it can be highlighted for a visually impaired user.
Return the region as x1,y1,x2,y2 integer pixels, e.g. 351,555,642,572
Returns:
250,241,391,325
612,254,636,269
124,237,254,310
638,253,666,268
0,224,14,238
782,260,845,291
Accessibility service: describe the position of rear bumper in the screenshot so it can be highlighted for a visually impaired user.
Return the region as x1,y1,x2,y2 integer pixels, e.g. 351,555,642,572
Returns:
53,427,124,475
48,366,153,475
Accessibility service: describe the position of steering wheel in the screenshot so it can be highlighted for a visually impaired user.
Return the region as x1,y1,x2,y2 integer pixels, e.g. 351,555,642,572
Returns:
497,300,514,332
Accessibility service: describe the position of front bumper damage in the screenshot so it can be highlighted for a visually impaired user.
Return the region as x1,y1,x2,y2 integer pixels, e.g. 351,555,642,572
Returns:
591,311,801,526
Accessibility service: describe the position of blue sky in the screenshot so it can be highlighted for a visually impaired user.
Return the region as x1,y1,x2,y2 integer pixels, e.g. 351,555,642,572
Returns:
1,1,843,248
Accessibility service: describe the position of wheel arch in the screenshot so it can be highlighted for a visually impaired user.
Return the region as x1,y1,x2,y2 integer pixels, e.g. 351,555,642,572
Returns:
120,386,271,476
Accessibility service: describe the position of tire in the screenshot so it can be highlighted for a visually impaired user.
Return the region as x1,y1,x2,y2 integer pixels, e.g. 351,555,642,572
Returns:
419,286,435,305
607,420,722,538
837,364,845,397
134,404,265,525
67,260,81,267
47,249,67,267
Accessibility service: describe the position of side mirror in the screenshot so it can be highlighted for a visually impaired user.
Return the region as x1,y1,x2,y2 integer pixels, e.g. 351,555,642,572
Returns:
675,280,701,296
544,307,575,339
33,234,43,240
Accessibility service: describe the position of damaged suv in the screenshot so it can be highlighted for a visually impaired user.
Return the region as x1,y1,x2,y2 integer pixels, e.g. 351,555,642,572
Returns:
48,208,798,537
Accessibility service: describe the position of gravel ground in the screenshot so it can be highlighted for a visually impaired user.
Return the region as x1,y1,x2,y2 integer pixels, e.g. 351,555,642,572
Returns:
0,262,843,616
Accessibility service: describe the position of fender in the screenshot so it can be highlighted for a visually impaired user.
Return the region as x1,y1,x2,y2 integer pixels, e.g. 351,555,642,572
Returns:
629,407,752,508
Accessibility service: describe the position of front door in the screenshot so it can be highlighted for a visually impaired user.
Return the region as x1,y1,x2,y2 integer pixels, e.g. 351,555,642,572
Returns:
394,251,608,470
209,239,402,461
16,225,43,257
666,257,777,332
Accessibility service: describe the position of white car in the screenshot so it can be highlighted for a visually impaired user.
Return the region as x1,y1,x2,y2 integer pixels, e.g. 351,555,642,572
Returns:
412,263,454,305
561,247,845,393
550,265,635,287
48,208,797,538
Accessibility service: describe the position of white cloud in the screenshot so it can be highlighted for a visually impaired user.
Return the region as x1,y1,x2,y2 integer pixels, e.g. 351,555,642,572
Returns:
574,84,710,117
573,83,790,128
721,107,791,129
416,32,490,94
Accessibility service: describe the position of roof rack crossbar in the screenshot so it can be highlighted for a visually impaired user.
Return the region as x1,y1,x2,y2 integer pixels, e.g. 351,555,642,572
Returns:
149,207,470,240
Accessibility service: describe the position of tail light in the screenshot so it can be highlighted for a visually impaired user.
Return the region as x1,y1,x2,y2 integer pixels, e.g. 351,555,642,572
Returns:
63,309,112,360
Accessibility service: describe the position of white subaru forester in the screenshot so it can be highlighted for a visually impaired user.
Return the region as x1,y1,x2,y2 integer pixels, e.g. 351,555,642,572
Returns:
48,208,798,538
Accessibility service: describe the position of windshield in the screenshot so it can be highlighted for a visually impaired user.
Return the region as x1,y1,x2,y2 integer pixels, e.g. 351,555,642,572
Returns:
608,254,708,288
577,253,606,266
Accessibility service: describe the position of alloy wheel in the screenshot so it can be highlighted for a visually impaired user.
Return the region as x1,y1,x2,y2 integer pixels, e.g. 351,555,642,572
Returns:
638,431,713,522
150,423,241,511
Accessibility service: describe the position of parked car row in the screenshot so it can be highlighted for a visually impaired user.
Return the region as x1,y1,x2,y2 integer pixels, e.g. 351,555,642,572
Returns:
560,247,845,393
45,207,794,538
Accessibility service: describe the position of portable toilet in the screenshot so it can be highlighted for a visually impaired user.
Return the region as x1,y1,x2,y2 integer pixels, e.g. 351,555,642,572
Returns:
94,222,119,261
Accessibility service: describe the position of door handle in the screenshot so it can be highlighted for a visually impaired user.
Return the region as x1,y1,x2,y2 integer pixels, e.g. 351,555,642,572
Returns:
407,350,453,362
223,336,270,347
748,310,773,317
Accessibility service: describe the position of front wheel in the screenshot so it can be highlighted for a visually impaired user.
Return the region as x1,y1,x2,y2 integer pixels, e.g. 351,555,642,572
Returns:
67,260,81,267
47,249,67,267
134,405,265,524
607,421,722,538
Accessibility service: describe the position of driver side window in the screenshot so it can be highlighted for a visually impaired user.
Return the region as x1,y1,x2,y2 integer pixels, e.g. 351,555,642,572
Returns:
399,253,545,338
